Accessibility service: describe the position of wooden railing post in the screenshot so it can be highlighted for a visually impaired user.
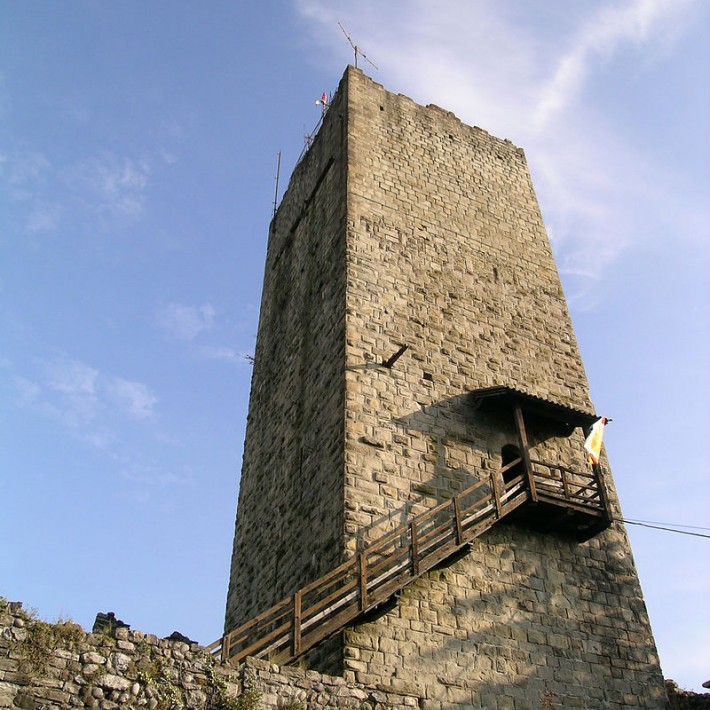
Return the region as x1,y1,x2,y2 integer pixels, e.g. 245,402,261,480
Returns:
514,404,537,502
453,495,464,544
560,465,571,499
359,551,368,611
592,463,612,520
490,470,502,518
293,590,302,658
410,520,419,577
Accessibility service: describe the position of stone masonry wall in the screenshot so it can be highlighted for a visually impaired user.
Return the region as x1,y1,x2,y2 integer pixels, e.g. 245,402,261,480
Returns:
0,599,415,709
2,598,706,709
224,65,669,708
224,70,350,634
338,68,668,708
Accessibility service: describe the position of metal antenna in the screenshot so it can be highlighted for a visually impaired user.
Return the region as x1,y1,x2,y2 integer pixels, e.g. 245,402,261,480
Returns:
338,21,378,71
272,150,282,218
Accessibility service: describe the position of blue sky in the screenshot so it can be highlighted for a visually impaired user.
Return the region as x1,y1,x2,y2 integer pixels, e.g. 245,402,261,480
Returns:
1,0,708,692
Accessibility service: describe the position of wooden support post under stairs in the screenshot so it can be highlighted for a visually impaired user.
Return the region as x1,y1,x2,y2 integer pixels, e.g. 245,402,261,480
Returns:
514,404,537,502
292,590,302,658
359,551,368,611
410,521,419,576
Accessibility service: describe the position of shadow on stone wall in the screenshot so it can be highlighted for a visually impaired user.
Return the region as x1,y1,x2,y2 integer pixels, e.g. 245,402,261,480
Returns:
345,519,670,709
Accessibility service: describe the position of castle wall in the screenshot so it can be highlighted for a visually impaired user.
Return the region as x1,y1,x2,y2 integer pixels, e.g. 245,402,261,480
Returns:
1,599,704,709
342,69,596,550
0,600,415,709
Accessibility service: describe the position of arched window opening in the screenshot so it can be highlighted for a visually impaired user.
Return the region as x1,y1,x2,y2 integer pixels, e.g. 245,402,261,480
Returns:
501,444,524,485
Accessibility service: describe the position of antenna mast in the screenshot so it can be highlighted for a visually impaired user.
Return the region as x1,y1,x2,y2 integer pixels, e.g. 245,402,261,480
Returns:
272,150,282,218
338,21,378,71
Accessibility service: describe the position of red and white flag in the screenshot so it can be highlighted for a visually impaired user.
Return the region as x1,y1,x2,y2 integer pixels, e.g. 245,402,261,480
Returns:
584,417,610,465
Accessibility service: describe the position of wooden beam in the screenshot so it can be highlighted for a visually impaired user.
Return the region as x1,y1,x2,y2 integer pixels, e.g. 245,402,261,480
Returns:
592,463,612,521
359,551,368,611
454,495,464,544
490,470,502,518
514,404,537,502
410,521,420,576
293,590,302,658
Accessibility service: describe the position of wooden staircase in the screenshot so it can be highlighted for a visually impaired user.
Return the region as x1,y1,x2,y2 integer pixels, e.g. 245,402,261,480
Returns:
207,456,610,667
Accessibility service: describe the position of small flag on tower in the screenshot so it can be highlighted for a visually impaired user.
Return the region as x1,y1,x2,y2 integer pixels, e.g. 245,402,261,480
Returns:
315,92,329,115
584,416,611,465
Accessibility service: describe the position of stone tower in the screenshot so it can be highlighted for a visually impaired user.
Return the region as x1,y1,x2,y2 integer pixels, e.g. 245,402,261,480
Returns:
225,67,667,709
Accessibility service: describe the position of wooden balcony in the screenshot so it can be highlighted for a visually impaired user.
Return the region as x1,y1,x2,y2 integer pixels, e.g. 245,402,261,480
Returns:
208,387,611,666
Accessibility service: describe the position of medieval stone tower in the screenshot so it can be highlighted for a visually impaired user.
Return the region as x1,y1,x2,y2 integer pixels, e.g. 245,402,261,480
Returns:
225,67,667,709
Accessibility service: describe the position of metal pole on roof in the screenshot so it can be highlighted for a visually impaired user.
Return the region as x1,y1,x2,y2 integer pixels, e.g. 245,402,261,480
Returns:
272,150,282,218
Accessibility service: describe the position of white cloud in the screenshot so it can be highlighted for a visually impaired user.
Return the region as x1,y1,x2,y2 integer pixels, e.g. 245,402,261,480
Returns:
6,356,159,436
295,0,702,301
157,302,216,341
106,377,158,421
65,152,151,218
27,202,62,233
45,357,98,396
531,0,694,131
4,151,51,187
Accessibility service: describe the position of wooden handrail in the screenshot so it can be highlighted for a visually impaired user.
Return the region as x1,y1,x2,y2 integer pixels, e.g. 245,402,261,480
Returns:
211,458,608,667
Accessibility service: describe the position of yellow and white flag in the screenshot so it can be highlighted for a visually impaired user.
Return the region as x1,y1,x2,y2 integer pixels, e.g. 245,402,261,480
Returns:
584,417,610,465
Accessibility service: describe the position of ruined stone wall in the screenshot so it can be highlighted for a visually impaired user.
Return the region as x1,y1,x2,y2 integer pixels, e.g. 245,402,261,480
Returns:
3,598,706,709
0,600,414,710
666,681,710,710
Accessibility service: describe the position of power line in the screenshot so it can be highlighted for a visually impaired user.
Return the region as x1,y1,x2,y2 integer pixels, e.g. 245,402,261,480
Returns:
620,518,710,539
624,517,710,531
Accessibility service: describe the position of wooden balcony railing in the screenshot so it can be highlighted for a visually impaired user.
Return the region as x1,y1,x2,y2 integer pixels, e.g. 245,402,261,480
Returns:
208,456,609,667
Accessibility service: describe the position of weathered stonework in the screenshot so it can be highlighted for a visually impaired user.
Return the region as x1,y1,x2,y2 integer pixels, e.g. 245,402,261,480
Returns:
225,66,668,708
0,600,415,709
2,599,706,709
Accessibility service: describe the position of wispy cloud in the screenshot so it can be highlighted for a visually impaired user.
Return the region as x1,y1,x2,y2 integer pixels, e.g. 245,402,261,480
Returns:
531,0,694,131
3,150,51,188
26,202,62,233
156,302,216,341
45,357,98,396
42,357,101,426
65,152,151,218
295,0,702,303
4,355,159,438
106,377,158,421
1,148,153,238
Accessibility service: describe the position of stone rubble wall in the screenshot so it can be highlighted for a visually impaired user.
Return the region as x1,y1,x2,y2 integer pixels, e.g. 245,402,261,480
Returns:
666,681,710,710
3,599,708,709
0,600,414,709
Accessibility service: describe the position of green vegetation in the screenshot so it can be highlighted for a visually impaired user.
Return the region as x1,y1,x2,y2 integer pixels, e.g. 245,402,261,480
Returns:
232,686,262,710
18,615,84,678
